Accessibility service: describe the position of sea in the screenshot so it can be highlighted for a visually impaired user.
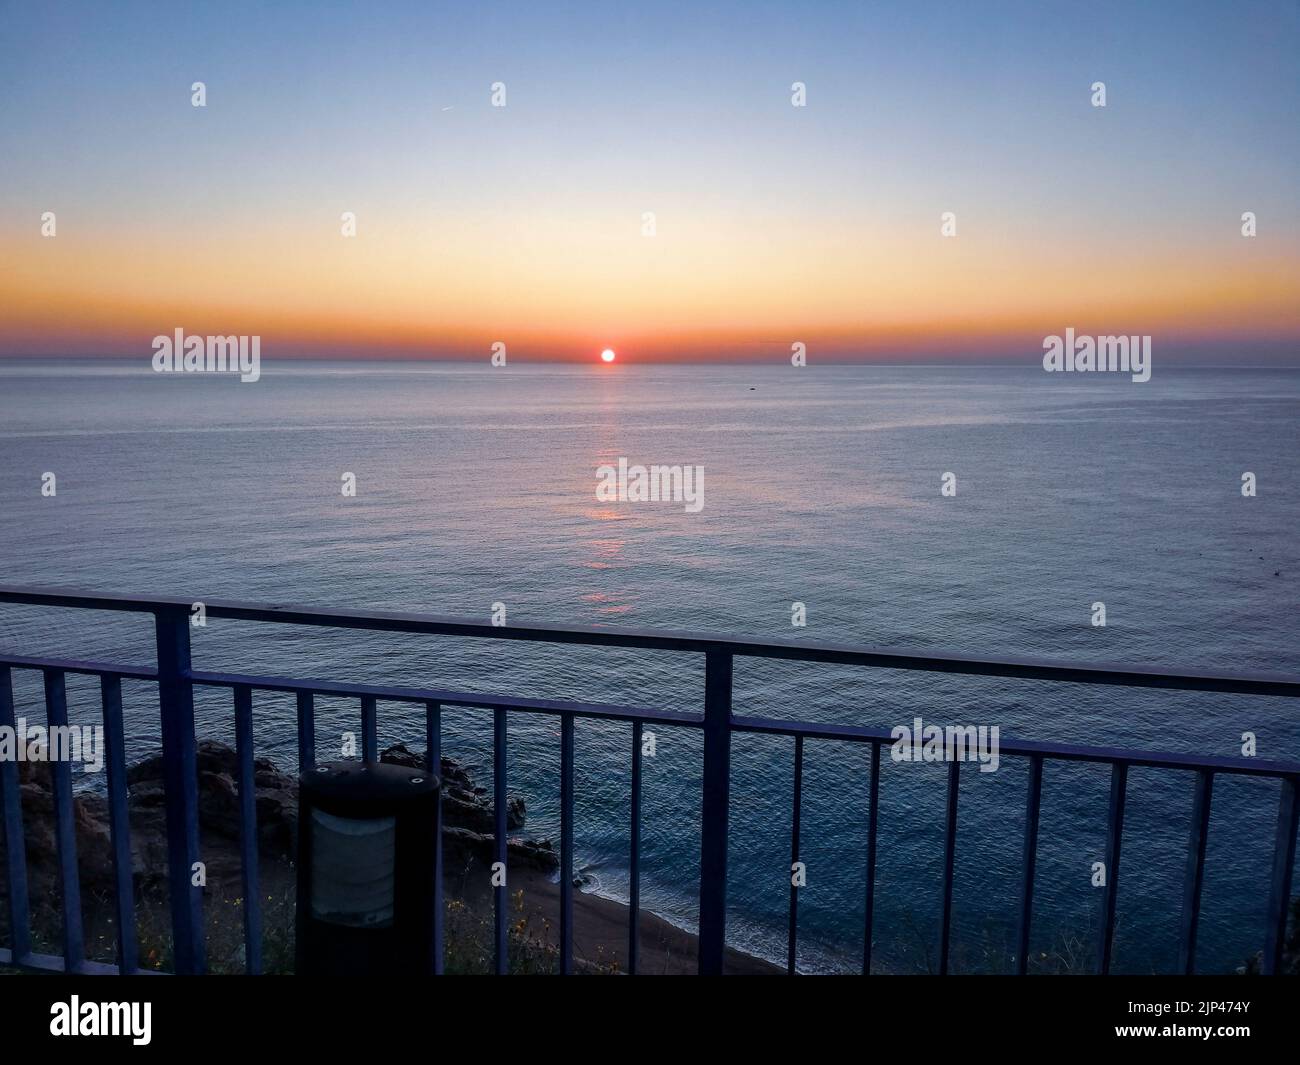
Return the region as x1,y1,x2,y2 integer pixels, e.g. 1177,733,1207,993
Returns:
1,359,1297,973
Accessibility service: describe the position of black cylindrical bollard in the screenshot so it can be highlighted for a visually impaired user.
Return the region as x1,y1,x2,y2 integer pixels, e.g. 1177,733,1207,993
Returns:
296,760,440,975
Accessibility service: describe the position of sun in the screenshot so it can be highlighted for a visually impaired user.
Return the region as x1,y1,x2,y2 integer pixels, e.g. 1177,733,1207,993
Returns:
600,348,616,363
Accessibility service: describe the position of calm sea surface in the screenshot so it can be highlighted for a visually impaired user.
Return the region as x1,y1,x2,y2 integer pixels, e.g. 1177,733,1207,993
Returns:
1,360,1297,972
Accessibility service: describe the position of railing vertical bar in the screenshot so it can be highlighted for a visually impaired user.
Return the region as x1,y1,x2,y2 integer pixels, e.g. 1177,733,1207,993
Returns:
296,691,315,772
560,714,575,975
426,701,443,975
1015,753,1044,975
43,669,85,971
938,757,959,975
360,695,377,762
1177,769,1213,975
233,685,263,975
0,665,32,962
154,606,205,974
698,650,733,975
1097,761,1128,975
99,674,138,974
629,719,642,976
1262,776,1299,976
493,706,508,975
787,734,804,975
862,740,880,975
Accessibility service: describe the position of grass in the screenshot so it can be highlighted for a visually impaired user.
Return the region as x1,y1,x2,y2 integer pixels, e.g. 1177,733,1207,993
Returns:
8,869,618,975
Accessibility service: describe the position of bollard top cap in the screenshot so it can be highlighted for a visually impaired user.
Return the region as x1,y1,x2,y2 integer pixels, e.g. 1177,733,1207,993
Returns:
301,759,440,809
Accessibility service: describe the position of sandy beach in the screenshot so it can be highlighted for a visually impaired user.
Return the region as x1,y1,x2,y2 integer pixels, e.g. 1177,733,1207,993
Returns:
447,857,781,975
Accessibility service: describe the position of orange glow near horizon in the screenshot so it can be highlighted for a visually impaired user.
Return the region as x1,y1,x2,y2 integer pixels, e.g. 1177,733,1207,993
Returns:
1,213,1298,362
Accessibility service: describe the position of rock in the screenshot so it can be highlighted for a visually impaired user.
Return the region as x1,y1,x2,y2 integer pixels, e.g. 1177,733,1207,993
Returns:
128,739,298,856
1,740,549,902
379,743,526,831
441,827,559,874
12,761,115,888
376,742,424,771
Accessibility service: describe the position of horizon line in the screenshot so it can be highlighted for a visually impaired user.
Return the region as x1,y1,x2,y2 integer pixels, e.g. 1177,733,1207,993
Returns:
2,353,1299,370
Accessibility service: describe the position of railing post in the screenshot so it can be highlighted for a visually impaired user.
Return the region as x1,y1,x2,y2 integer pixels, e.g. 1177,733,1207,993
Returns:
296,691,315,772
43,669,85,971
629,719,642,976
0,666,32,963
1015,754,1044,975
426,701,443,975
559,715,575,975
1262,776,1299,975
1097,761,1127,975
861,740,881,975
100,675,138,974
1177,769,1213,975
698,650,732,975
360,695,377,762
154,606,206,974
233,685,262,975
787,735,803,975
492,707,508,975
937,758,960,975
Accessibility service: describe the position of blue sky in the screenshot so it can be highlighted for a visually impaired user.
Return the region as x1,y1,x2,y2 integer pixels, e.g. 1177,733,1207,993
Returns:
2,0,1297,361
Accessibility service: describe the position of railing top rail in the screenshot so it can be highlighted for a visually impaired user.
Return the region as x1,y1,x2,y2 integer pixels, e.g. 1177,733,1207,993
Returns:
1,584,1298,697
187,668,696,726
1,649,1296,778
730,714,1300,778
0,653,699,727
0,652,160,681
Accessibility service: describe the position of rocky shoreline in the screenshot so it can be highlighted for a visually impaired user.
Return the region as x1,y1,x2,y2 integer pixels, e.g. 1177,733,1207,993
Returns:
1,740,778,974
4,739,562,899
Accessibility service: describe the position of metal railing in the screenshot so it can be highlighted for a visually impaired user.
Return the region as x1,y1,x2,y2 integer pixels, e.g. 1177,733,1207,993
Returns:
0,584,1297,976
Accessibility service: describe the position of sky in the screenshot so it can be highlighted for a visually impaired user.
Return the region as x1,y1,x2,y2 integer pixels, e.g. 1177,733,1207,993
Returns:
1,0,1297,363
